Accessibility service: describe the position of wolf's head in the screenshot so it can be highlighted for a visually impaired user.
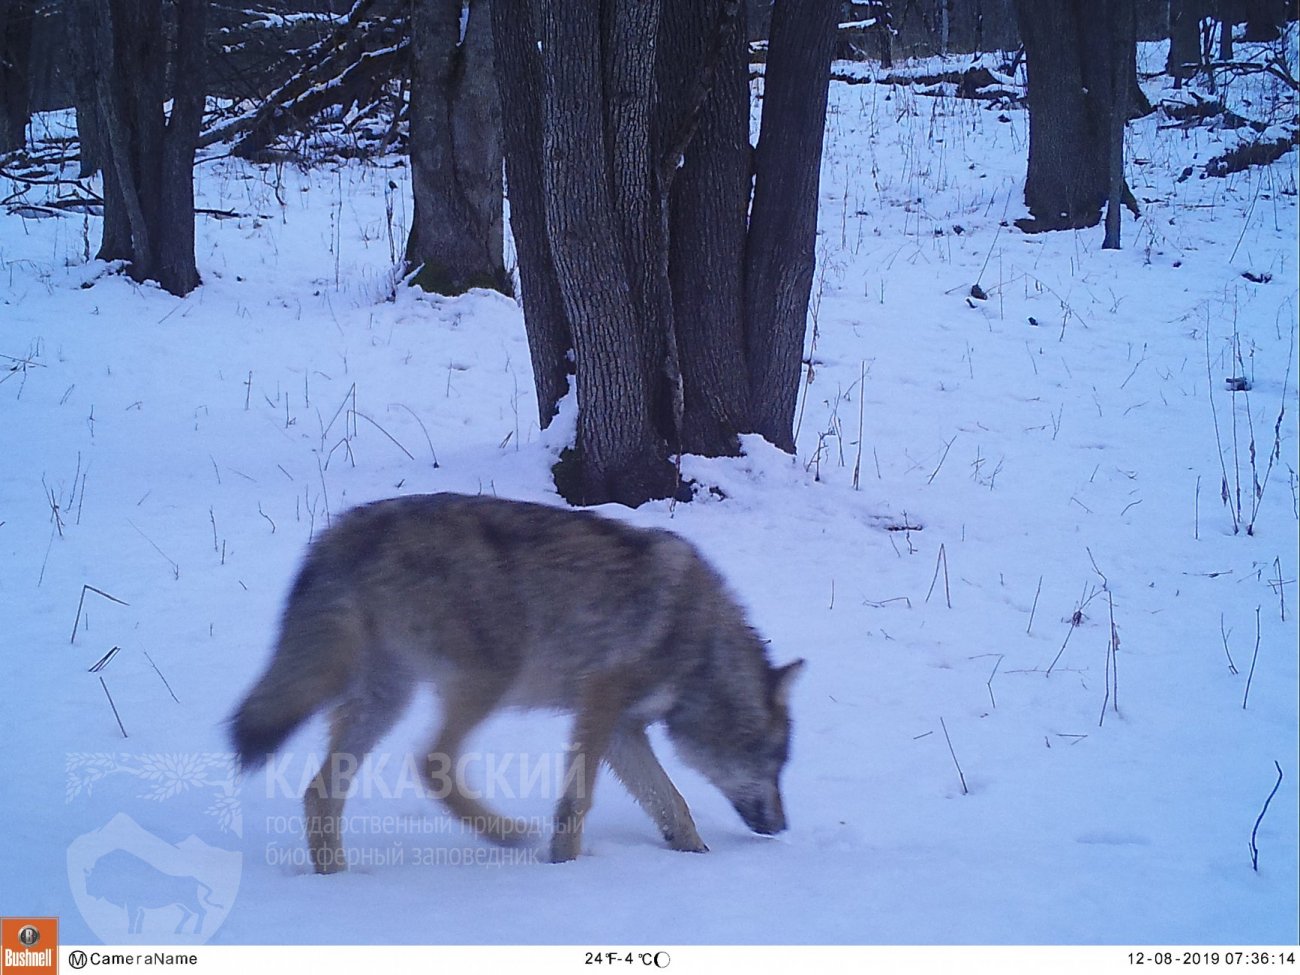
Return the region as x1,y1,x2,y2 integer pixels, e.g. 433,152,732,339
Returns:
668,658,804,836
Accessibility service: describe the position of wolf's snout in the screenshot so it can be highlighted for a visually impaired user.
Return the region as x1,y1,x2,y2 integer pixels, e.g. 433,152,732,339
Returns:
733,794,787,835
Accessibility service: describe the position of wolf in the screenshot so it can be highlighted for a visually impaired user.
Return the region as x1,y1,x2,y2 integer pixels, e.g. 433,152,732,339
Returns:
229,493,802,871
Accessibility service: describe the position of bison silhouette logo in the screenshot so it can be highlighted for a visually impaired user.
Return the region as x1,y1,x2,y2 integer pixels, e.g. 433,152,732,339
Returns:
83,848,224,935
68,813,239,943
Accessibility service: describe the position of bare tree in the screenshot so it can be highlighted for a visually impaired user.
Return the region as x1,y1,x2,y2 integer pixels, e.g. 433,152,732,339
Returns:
1013,0,1140,236
1168,0,1206,84
493,0,836,507
0,0,34,153
81,0,207,297
405,0,508,295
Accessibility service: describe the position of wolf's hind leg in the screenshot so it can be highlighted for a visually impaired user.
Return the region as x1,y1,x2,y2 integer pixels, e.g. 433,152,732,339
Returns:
423,677,531,847
306,678,412,874
605,725,708,853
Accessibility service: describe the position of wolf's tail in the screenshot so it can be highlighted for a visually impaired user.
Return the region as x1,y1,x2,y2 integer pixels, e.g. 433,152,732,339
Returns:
228,587,356,769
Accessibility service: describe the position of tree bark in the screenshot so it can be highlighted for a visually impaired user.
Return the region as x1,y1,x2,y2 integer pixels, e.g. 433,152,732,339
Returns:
490,0,571,429
84,0,206,297
1242,0,1284,39
406,0,509,296
661,0,752,457
1014,0,1137,235
494,0,836,505
1217,0,1237,60
157,0,207,297
0,0,35,153
744,0,837,451
1168,0,1204,86
70,1,102,176
538,1,678,506
1103,0,1134,249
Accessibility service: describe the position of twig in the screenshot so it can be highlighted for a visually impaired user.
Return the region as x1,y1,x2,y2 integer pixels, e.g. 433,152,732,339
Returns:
1249,761,1284,872
1046,620,1077,677
87,646,121,673
1099,590,1119,726
852,361,866,490
143,650,180,703
317,454,332,529
925,543,951,607
1241,606,1262,709
986,655,1004,709
1027,575,1043,634
127,520,180,578
927,435,957,485
1206,325,1240,534
321,382,358,445
391,403,439,467
1271,556,1287,622
99,677,128,738
353,409,414,460
71,585,130,644
1219,614,1240,674
1247,319,1295,536
1194,474,1201,540
1086,546,1108,589
939,717,968,795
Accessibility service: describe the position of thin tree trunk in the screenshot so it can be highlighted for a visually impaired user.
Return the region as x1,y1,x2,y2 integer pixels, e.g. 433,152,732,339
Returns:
71,1,101,176
0,0,35,153
1218,1,1236,60
490,0,571,429
1168,0,1203,86
1103,0,1133,249
157,0,206,297
604,0,677,446
406,0,508,296
744,0,837,452
660,0,751,456
85,0,204,296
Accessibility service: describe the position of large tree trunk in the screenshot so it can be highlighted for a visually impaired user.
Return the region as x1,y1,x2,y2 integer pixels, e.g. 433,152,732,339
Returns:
1013,0,1136,234
1168,0,1204,86
537,1,678,506
84,0,206,297
661,0,752,457
0,0,35,153
495,0,836,506
744,0,837,451
1241,0,1285,39
405,0,509,296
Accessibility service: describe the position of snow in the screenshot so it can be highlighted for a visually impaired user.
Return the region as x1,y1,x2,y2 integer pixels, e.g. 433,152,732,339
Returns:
1,41,1296,949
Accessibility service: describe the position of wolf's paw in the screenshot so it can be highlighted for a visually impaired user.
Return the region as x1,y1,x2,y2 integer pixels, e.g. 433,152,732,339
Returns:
549,831,582,863
666,832,709,854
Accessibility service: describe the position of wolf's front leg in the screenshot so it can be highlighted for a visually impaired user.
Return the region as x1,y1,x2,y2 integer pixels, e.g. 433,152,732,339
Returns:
605,726,708,853
551,679,624,863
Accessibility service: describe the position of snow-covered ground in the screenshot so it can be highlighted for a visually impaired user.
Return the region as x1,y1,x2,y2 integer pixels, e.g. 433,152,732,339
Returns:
2,41,1297,947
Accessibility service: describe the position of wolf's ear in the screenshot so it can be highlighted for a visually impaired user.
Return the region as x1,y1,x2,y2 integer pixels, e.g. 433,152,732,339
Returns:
771,659,805,708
